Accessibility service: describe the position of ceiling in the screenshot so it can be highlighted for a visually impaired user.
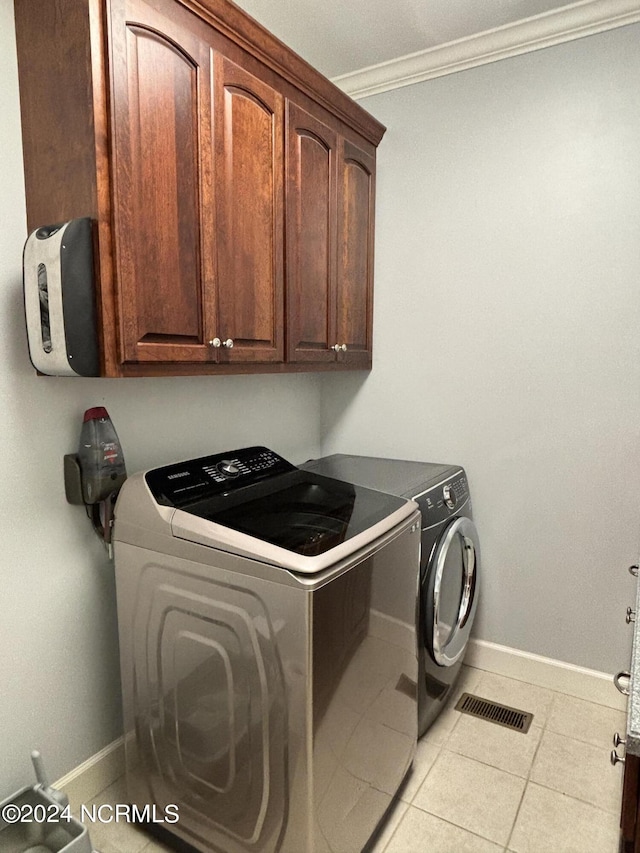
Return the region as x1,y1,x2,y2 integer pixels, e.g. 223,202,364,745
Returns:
235,0,593,77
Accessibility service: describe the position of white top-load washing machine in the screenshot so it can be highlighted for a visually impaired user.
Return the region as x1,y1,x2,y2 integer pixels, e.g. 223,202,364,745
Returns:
113,446,421,853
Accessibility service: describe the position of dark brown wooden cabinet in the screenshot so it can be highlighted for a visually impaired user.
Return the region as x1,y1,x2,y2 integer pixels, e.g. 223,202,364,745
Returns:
285,106,376,367
621,753,640,852
14,0,385,377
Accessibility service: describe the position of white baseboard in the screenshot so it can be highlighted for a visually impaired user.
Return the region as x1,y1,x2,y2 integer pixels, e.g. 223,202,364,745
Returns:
53,737,124,809
466,638,626,711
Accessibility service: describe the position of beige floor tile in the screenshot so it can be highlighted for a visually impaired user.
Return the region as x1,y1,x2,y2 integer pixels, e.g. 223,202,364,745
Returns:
398,739,440,803
88,775,128,802
385,805,503,853
508,782,620,853
474,672,554,726
82,778,151,853
547,692,626,749
452,665,484,701
85,837,128,853
446,712,542,777
367,797,409,852
412,750,525,846
530,729,623,814
84,816,150,853
421,705,461,747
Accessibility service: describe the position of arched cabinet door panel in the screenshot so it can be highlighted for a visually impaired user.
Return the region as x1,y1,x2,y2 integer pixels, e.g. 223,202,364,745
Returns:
336,140,375,368
213,54,285,364
285,102,337,363
110,0,216,364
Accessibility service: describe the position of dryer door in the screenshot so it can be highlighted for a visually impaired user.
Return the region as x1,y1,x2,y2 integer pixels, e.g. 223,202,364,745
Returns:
424,516,480,667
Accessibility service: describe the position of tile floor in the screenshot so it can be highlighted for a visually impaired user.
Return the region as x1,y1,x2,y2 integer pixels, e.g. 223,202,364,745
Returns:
79,666,626,853
369,666,625,853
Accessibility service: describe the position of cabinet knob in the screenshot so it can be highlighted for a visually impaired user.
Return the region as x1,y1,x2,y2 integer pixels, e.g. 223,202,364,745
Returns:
630,565,639,578
614,671,631,695
614,732,626,748
331,344,341,352
341,344,348,352
611,749,626,766
222,339,234,348
627,607,636,624
209,338,221,348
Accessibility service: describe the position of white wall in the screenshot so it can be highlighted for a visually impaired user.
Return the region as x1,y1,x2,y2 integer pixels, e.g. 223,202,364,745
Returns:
0,4,322,798
321,25,640,675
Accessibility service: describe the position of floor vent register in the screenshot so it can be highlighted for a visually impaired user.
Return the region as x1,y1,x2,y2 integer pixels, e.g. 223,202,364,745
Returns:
454,692,534,734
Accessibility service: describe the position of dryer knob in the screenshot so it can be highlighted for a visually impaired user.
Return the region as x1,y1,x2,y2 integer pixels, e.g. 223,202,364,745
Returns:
443,484,457,510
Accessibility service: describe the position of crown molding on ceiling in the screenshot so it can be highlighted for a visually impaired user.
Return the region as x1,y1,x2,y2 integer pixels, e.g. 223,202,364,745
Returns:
331,0,640,100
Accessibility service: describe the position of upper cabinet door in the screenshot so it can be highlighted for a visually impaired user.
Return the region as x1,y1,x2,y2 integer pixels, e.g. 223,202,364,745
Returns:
109,0,216,364
285,103,337,363
213,54,285,363
336,140,376,368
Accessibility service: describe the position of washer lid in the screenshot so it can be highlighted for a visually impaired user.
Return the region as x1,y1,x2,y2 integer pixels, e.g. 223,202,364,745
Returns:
170,496,416,574
144,446,416,573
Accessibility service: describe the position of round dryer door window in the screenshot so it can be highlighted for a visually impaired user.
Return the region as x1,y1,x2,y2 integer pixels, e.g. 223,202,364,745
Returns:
425,516,480,667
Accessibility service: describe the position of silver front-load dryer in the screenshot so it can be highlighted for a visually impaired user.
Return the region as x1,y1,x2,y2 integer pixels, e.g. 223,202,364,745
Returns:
113,446,421,853
302,455,480,737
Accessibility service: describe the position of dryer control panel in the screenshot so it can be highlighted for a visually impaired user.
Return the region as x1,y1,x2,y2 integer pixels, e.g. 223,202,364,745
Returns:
145,446,296,507
416,472,469,526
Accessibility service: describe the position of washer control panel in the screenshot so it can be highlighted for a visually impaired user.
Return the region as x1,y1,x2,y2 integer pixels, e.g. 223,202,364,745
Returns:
145,446,296,507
